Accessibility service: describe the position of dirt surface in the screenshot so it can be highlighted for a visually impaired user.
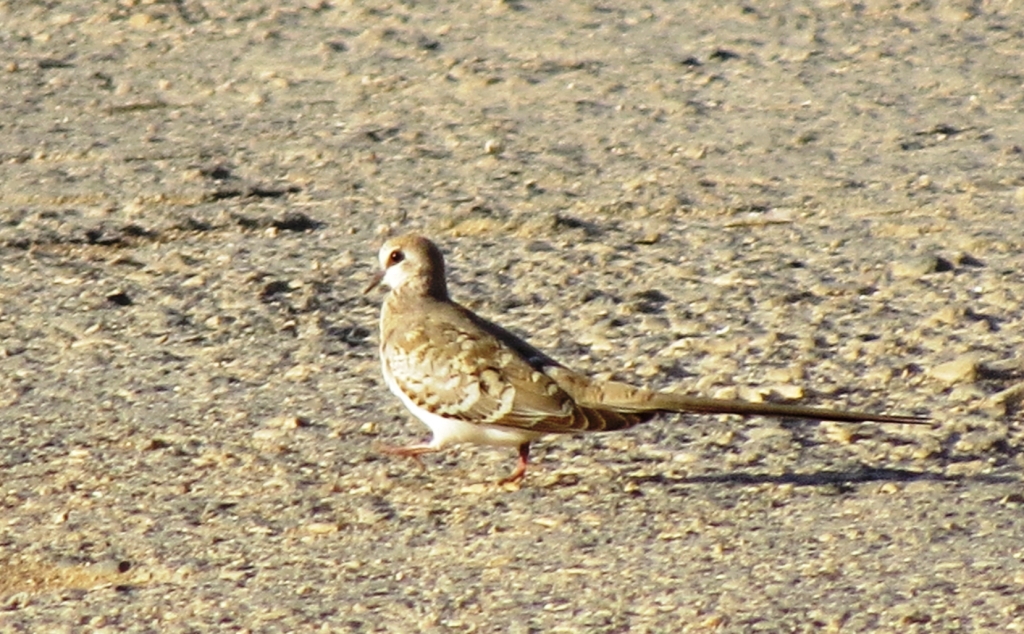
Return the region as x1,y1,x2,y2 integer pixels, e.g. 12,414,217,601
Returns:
2,1,1023,631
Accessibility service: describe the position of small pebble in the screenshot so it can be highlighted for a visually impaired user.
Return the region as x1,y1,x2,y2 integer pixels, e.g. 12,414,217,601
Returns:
929,352,983,385
890,255,940,279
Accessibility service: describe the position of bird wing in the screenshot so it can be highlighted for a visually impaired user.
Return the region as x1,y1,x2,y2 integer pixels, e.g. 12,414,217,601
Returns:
383,297,931,435
382,299,651,434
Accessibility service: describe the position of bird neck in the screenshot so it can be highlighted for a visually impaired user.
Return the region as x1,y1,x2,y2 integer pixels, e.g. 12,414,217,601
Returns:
383,280,449,320
402,276,448,300
424,276,449,300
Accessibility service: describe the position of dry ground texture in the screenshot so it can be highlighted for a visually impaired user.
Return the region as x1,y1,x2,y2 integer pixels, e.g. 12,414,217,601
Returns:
2,0,1023,632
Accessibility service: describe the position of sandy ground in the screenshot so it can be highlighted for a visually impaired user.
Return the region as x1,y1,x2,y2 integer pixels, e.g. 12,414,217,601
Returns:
2,1,1023,631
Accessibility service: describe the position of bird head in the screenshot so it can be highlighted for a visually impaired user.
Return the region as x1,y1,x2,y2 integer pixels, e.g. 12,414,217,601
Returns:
365,234,449,299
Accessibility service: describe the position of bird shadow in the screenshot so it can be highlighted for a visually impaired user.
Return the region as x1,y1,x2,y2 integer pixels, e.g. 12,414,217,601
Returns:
625,466,1019,489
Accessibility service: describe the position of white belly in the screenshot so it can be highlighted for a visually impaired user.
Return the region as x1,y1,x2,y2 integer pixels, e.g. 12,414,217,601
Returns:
384,370,543,449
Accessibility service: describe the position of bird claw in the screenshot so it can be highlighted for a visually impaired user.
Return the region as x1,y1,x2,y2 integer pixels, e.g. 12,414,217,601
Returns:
497,445,530,485
376,442,435,470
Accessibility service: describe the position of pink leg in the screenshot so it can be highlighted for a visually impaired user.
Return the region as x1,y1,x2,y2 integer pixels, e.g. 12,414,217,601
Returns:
377,443,438,470
498,443,531,485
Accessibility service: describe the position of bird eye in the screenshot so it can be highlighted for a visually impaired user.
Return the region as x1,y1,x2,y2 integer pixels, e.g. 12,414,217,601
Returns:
387,249,404,266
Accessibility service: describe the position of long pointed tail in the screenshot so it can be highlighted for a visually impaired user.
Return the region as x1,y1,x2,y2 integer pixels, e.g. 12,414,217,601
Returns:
546,367,932,432
648,392,931,426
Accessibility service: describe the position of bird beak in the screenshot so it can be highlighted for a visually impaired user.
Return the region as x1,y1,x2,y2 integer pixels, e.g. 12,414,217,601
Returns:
364,269,385,294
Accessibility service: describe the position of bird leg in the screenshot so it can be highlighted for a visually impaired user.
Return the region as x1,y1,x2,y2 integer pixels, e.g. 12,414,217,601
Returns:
377,443,438,470
498,442,531,485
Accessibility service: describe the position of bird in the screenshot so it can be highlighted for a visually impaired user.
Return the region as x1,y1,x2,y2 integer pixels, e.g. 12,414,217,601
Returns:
365,234,931,484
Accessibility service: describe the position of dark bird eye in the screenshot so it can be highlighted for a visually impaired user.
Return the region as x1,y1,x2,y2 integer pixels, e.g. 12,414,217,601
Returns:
387,249,404,266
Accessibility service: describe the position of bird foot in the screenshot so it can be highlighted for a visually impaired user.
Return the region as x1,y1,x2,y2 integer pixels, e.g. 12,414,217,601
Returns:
497,444,530,485
376,443,437,470
497,469,526,486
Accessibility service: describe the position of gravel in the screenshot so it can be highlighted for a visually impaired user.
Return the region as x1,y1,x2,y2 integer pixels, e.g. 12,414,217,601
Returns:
2,1,1022,632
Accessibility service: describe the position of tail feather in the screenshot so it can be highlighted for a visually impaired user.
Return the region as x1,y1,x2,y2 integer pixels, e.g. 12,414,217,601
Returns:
648,392,931,426
546,367,931,431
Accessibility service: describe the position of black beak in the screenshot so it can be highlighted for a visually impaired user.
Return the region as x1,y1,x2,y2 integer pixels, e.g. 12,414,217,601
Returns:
364,270,385,294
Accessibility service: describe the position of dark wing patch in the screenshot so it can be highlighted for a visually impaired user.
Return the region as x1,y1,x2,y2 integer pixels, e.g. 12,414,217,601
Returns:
383,318,580,431
382,296,659,435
